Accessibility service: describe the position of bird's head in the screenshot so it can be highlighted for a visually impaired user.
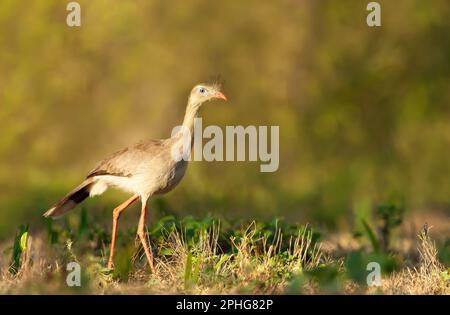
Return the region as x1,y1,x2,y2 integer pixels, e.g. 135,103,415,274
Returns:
188,83,227,105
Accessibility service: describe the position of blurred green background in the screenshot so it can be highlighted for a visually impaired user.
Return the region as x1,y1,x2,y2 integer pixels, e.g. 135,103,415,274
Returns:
1,0,449,238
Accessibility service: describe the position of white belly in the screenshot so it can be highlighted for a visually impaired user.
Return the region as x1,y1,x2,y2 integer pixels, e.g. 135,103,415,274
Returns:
89,160,188,198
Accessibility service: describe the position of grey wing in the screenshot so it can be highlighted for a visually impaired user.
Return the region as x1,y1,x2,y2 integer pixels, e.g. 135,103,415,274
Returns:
86,139,165,179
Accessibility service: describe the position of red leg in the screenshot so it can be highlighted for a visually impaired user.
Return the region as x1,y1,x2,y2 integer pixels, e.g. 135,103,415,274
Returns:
137,203,156,273
108,194,139,269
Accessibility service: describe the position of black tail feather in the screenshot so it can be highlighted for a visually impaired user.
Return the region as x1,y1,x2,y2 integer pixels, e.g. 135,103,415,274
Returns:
43,179,94,218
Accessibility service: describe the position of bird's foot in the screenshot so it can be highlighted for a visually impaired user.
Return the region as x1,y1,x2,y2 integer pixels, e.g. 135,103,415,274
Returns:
107,261,114,270
148,260,156,274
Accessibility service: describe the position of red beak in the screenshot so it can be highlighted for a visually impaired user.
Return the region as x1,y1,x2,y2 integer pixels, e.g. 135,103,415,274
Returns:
214,91,227,101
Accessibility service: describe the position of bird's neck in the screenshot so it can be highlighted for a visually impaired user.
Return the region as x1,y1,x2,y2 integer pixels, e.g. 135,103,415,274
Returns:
181,99,202,136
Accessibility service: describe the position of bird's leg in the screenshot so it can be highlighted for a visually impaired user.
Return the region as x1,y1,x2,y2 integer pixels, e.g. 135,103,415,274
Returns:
137,203,156,273
108,194,139,269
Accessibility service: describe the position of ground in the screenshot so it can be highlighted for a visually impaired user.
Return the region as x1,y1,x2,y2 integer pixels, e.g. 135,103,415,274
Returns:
0,210,448,294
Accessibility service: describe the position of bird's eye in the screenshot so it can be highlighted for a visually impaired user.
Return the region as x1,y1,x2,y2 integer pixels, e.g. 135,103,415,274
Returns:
199,88,206,94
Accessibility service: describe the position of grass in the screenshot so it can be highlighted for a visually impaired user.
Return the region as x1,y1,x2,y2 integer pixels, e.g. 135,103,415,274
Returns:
0,208,448,294
376,225,449,294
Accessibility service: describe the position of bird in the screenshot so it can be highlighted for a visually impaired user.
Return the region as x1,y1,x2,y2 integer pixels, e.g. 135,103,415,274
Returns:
43,83,227,272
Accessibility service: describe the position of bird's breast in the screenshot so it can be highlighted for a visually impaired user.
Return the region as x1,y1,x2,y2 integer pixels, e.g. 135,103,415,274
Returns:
153,159,188,195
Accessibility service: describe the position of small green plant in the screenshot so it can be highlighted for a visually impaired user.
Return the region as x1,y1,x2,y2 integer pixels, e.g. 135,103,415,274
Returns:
184,251,201,289
361,219,380,253
441,269,450,282
360,202,404,253
291,263,343,294
9,224,29,275
345,250,397,286
376,203,404,252
46,218,59,244
78,207,89,238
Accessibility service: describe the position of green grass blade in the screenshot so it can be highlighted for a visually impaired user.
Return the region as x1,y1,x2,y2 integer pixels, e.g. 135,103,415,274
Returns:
361,219,380,253
9,224,29,275
184,252,193,288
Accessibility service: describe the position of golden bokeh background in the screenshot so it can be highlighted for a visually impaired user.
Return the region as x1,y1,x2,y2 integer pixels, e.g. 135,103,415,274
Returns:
1,0,449,237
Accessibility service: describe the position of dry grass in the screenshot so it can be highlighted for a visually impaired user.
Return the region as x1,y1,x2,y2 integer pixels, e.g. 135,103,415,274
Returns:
377,226,449,294
0,222,323,294
0,220,448,295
